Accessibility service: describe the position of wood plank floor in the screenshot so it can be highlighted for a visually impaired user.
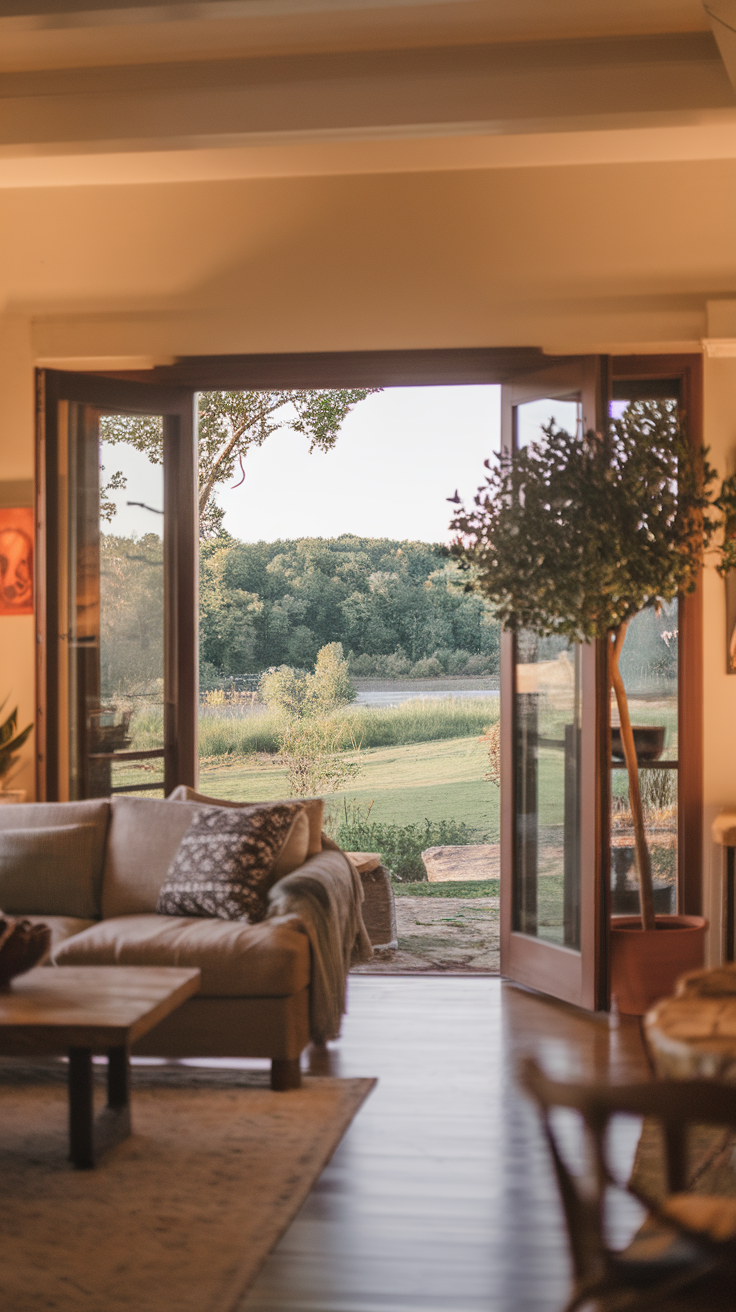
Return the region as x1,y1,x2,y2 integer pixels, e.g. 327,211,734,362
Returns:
238,977,650,1312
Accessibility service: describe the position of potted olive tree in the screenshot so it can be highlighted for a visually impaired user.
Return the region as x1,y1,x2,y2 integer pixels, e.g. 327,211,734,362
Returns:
452,400,734,1012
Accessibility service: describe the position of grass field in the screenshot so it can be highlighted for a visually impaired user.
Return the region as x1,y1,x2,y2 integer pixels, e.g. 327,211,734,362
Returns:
395,880,500,898
113,730,577,838
130,697,499,760
194,735,500,833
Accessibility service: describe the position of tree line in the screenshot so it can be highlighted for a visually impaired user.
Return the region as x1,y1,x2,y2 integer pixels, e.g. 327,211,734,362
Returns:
200,534,501,683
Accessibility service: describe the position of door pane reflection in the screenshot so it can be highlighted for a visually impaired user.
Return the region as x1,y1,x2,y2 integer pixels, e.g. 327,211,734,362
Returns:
610,601,678,916
63,406,166,798
514,632,582,949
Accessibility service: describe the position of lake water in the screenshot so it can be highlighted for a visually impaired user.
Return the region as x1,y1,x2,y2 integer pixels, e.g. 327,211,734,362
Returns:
355,689,500,707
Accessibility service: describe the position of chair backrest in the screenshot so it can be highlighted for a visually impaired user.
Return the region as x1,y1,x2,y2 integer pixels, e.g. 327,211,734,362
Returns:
519,1057,736,1281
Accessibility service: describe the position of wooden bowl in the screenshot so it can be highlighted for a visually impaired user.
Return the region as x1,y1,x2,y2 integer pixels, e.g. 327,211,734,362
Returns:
0,916,51,989
611,724,666,762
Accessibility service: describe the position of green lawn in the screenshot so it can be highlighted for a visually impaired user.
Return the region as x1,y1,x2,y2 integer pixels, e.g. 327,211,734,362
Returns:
197,735,501,834
114,731,570,839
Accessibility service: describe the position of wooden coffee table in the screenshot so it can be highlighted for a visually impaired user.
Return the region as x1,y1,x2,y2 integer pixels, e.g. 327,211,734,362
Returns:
0,965,200,1168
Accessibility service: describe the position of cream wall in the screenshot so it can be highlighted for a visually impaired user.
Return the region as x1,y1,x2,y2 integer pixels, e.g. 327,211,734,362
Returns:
0,159,733,363
1,158,735,867
0,317,36,800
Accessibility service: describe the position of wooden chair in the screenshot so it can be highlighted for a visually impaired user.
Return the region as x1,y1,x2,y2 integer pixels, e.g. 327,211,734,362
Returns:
520,1057,736,1312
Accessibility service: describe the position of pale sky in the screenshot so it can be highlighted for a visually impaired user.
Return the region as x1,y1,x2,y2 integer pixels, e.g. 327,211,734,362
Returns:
217,385,501,544
101,384,580,545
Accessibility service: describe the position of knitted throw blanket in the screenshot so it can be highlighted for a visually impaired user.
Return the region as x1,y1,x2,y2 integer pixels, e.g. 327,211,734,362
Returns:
267,839,373,1044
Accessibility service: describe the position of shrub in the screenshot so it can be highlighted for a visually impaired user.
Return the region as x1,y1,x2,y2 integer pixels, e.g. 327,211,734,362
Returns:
332,811,488,881
381,649,413,677
348,651,379,676
640,768,677,814
446,649,472,674
410,656,443,678
465,653,492,675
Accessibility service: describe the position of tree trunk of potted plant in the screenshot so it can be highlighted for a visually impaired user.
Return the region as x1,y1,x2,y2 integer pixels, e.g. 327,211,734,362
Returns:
608,622,655,932
608,621,706,1014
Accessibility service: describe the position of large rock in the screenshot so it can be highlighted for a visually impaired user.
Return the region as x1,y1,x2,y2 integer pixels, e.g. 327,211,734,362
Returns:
421,844,500,883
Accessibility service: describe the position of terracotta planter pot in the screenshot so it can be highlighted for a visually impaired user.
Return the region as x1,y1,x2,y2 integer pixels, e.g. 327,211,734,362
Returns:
610,914,707,1016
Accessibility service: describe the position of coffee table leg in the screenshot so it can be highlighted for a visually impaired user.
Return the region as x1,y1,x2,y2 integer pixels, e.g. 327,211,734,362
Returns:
68,1047,95,1170
107,1045,130,1108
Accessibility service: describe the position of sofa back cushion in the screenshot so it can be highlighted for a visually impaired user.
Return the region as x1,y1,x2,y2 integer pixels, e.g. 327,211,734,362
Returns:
0,800,110,918
167,785,323,856
102,796,204,918
101,795,311,918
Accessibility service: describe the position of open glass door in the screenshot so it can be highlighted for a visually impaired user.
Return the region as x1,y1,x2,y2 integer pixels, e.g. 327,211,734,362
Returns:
36,371,197,801
500,359,609,1009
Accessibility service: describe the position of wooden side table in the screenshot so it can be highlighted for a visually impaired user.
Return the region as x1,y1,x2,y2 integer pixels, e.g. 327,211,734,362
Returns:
345,852,398,949
644,965,736,1081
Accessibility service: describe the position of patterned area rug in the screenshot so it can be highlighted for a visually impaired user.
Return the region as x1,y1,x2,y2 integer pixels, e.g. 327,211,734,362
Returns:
0,1061,375,1312
631,1117,736,1202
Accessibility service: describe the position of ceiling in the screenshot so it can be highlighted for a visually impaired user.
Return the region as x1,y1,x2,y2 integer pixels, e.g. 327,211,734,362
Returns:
0,0,713,72
1,0,735,188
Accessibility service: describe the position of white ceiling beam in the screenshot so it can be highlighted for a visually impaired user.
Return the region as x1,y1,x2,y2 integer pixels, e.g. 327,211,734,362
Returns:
0,33,732,154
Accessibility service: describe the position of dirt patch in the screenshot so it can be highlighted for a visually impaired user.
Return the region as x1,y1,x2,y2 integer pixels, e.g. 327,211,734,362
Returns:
351,895,500,974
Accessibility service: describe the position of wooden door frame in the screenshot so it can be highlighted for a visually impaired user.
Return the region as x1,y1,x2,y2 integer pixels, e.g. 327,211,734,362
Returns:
35,368,197,801
611,353,704,918
36,348,701,942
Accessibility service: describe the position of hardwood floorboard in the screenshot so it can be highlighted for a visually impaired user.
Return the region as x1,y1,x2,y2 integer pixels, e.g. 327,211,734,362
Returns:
237,977,650,1312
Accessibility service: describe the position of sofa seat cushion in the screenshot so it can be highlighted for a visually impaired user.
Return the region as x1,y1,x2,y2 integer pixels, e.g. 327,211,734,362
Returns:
22,915,97,955
52,913,311,997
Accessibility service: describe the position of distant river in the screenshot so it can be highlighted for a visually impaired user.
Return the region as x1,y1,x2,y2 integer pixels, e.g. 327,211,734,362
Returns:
355,689,500,708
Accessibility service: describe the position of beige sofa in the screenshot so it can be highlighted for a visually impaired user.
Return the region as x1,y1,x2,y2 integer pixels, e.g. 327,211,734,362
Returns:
0,794,370,1089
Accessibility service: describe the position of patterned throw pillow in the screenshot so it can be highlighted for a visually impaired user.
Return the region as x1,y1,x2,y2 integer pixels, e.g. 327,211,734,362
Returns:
156,803,305,922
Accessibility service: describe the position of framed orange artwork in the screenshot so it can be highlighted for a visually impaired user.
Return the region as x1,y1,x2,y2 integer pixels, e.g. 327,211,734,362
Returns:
0,507,34,616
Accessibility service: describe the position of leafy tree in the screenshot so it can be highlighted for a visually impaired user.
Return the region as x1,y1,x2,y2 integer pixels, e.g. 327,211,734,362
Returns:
100,388,378,537
199,534,501,677
259,643,358,796
99,533,165,700
451,400,732,931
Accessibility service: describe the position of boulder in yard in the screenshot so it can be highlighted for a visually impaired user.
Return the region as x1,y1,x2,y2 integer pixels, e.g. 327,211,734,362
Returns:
421,844,500,882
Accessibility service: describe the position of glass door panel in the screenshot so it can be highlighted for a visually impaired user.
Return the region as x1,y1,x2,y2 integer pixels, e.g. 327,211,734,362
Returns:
608,395,680,918
61,404,166,797
500,358,607,1011
39,370,197,802
515,632,582,949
